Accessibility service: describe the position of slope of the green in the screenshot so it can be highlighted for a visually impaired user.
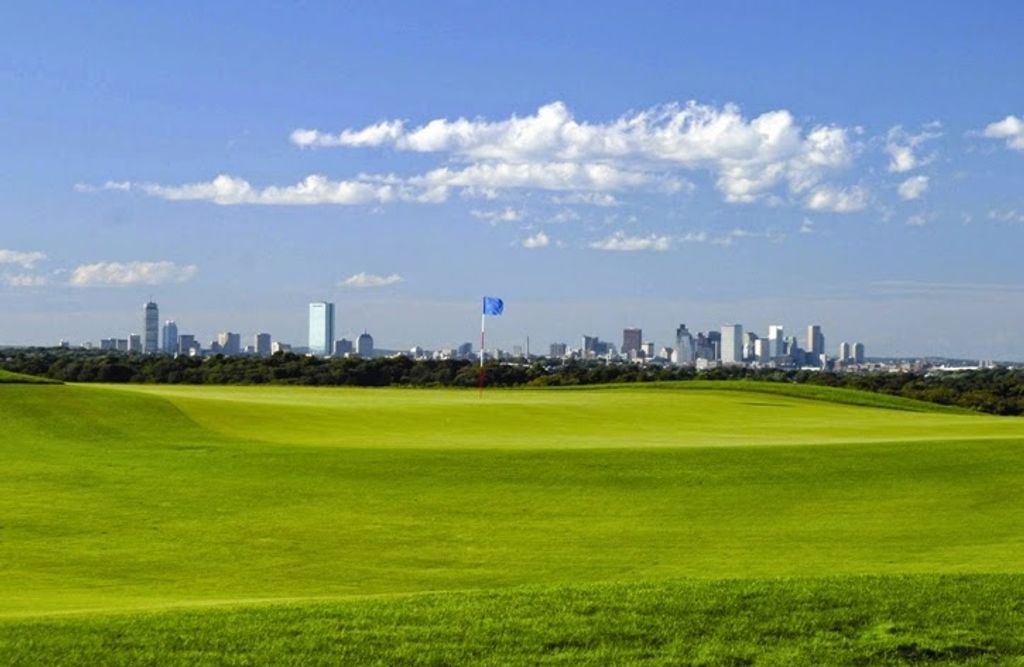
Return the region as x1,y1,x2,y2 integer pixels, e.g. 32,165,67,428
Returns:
3,383,1024,617
0,368,57,384
3,575,1023,665
100,382,1018,449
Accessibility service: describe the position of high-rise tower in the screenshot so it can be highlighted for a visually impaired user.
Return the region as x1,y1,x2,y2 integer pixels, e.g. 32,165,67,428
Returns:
144,302,159,354
308,302,335,357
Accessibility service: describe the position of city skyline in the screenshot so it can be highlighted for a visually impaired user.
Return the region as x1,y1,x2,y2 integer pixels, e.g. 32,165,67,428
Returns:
2,3,1024,358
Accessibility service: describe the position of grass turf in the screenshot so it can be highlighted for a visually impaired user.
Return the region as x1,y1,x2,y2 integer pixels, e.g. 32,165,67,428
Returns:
2,381,1024,662
3,576,1023,665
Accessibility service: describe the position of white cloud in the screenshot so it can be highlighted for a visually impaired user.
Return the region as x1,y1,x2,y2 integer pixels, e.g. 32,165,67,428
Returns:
69,261,198,287
988,209,1024,224
589,231,672,252
2,273,48,287
291,120,405,148
411,161,674,193
341,272,404,288
897,175,930,200
981,115,1024,151
679,231,709,243
0,249,47,269
800,217,815,234
294,100,861,205
906,214,929,227
470,207,523,224
804,185,868,212
521,231,550,248
885,123,942,172
552,192,619,207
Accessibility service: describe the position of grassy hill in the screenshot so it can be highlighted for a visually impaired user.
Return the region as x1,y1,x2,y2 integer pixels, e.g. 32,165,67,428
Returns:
0,368,57,384
2,381,1023,662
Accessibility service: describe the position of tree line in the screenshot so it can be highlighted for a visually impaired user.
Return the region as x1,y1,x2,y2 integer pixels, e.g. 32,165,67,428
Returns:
3,348,1024,415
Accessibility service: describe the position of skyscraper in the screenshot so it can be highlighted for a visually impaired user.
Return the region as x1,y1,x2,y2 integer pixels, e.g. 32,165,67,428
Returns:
721,324,743,364
768,325,784,358
255,333,272,357
217,332,241,356
622,328,642,355
852,342,865,364
357,331,374,357
807,325,825,357
144,302,159,354
674,324,695,365
838,341,851,362
162,320,178,355
308,302,335,357
128,333,142,354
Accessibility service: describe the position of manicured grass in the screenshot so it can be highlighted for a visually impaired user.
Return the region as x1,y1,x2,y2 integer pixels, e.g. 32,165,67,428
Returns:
0,368,57,384
3,575,1023,665
3,381,1024,662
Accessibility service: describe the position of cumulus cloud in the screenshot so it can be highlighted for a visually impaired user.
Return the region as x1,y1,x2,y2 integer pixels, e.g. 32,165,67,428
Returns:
521,231,550,249
988,209,1024,224
981,115,1024,151
552,192,620,207
885,123,942,172
800,217,815,234
340,272,404,288
2,273,48,287
69,261,198,287
897,175,930,200
470,207,523,224
0,249,47,269
589,231,672,252
293,100,862,206
804,185,868,212
291,120,404,148
906,214,929,227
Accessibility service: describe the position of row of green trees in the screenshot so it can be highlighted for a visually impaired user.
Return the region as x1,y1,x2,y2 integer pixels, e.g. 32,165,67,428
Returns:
3,348,1024,415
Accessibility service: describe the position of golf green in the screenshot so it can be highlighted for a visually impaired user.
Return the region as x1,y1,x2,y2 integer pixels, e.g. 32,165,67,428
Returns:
3,381,1023,662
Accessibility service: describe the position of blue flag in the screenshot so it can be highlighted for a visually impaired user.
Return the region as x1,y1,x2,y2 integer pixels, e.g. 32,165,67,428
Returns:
482,296,504,316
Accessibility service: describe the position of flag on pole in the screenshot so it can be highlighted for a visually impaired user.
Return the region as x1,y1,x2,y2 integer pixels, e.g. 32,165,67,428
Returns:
482,296,504,316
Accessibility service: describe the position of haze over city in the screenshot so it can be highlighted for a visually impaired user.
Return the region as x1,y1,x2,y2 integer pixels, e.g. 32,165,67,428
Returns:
3,3,1024,358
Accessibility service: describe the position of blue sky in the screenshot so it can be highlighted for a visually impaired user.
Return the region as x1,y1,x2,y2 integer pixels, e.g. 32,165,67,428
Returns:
2,2,1024,358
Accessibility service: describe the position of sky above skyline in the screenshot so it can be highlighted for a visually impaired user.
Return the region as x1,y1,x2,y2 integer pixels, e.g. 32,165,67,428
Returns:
3,2,1024,358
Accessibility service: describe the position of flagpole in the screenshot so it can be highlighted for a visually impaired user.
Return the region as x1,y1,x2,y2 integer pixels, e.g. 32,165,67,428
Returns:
478,311,486,395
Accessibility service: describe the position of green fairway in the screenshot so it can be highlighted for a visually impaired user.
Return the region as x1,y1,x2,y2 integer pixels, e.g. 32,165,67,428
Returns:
3,381,1024,662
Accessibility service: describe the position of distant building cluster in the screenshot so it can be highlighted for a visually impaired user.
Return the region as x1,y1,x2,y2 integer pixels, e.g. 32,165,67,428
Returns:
541,323,866,371
81,301,869,372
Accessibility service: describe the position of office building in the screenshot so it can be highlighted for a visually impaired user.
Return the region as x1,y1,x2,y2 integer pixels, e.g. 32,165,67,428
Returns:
255,333,272,357
641,341,655,359
308,302,335,357
807,325,825,357
177,334,196,356
144,302,159,354
838,341,851,362
99,338,116,351
549,342,567,358
127,334,142,354
357,332,374,357
768,325,784,358
162,320,178,355
271,341,291,354
217,332,241,356
852,342,865,364
754,338,770,363
675,324,695,365
721,324,743,364
457,342,473,359
334,338,353,356
622,328,642,355
115,338,129,352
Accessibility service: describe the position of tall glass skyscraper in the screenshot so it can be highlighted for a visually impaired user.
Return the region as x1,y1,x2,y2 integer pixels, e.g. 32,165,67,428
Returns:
308,302,335,357
162,320,178,355
144,302,159,354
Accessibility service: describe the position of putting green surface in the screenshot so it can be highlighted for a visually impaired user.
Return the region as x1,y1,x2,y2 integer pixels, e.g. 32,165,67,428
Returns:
3,381,1024,662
